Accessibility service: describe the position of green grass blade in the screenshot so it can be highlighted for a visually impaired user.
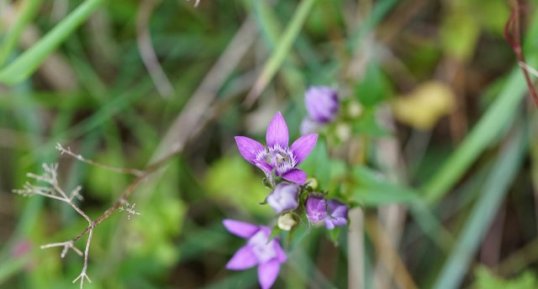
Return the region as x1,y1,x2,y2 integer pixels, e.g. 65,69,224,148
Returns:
0,0,43,66
432,126,526,289
246,0,318,104
422,67,527,204
0,0,104,85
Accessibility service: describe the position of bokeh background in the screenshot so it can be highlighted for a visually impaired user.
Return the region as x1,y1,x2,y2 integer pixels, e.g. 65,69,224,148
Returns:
1,0,538,288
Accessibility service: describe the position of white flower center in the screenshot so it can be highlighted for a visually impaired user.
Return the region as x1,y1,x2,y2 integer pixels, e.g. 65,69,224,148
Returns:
248,231,277,263
256,145,296,175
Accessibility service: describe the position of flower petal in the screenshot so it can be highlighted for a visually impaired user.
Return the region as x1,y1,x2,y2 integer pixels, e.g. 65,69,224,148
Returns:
255,160,273,174
281,169,307,185
223,219,259,238
266,112,289,148
235,136,264,164
274,242,287,263
290,134,318,164
305,196,328,223
226,245,258,270
258,259,281,289
266,183,300,213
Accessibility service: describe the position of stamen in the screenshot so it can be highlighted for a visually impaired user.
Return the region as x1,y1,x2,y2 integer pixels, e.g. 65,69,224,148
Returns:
255,145,297,175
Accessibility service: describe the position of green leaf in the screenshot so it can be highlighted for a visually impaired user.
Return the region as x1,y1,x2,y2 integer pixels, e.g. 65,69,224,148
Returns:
351,166,420,206
355,62,391,107
204,156,271,215
301,139,331,187
473,267,538,289
440,8,479,60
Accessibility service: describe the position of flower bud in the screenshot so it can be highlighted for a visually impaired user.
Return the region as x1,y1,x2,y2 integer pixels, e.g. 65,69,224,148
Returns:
277,213,298,231
305,196,327,224
306,196,349,230
347,101,363,118
305,86,339,124
306,178,318,190
267,182,300,213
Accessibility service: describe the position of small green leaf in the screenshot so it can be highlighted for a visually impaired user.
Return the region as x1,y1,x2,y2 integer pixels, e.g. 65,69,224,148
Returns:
355,62,391,107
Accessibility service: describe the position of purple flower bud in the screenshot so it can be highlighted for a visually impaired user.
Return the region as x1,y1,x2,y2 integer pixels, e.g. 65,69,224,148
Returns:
267,183,300,213
305,196,348,230
305,196,328,224
305,86,339,124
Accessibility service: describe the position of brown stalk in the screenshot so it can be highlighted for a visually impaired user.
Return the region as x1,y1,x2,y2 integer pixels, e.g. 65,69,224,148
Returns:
505,0,538,105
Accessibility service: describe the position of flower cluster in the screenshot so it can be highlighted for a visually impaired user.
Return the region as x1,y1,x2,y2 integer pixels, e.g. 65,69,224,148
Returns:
224,87,348,289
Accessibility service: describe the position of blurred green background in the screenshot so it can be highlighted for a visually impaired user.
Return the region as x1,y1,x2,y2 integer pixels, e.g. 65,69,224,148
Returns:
1,0,538,288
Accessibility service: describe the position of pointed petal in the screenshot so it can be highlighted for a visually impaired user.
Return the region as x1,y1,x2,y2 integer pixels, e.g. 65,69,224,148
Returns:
223,219,259,238
235,136,264,164
226,245,258,270
281,169,307,185
290,134,318,164
258,260,281,289
255,160,273,174
274,242,287,263
266,112,289,148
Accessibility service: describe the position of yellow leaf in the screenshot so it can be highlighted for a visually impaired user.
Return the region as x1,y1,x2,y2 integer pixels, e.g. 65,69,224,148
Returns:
392,81,456,130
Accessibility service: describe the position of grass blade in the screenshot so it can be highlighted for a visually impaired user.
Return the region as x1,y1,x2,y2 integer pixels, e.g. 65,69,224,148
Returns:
432,126,526,289
0,0,104,85
245,0,318,105
0,0,43,66
422,67,528,204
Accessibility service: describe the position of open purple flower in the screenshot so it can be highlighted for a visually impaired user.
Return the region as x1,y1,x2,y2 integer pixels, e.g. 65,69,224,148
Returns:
235,112,318,185
305,196,348,230
223,219,287,289
267,182,300,214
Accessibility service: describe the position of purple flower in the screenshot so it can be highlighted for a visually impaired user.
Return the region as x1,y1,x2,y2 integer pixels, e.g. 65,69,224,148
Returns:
267,182,300,213
325,199,348,229
223,219,287,289
305,196,348,230
305,86,339,124
235,112,318,185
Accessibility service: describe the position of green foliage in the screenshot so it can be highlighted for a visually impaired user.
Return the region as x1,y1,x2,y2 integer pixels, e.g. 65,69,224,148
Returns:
355,62,392,108
204,156,271,215
352,166,420,206
473,267,538,289
1,0,537,289
0,0,105,84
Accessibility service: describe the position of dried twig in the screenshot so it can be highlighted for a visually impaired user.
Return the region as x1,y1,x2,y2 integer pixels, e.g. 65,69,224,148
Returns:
14,163,94,289
505,0,538,105
56,143,144,177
